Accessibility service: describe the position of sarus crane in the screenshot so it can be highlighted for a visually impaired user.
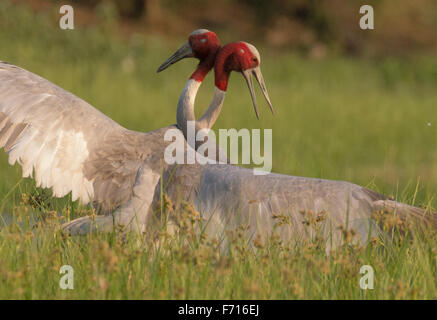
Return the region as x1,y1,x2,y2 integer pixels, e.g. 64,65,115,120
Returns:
145,41,437,248
1,31,435,247
0,29,228,233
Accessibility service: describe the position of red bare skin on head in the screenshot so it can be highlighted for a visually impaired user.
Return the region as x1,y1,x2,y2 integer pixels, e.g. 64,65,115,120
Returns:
189,31,221,82
214,42,260,91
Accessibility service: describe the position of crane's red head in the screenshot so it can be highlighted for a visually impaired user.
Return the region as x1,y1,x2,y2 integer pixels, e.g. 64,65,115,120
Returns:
157,36,273,119
214,42,273,119
188,29,221,60
216,42,260,75
157,29,221,82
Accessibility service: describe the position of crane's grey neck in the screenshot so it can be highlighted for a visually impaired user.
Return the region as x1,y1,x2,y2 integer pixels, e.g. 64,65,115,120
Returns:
177,78,226,140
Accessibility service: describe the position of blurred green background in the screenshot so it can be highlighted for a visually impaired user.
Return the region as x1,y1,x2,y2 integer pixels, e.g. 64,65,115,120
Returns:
0,0,437,300
22,0,437,57
1,0,437,207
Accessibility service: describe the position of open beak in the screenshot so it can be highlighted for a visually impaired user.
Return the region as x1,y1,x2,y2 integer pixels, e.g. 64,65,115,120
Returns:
242,67,274,119
157,42,194,73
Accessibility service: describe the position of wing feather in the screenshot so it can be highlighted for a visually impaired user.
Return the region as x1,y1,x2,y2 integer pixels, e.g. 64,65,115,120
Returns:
0,61,151,212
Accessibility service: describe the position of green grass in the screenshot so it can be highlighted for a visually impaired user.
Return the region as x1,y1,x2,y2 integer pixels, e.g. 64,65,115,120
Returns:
0,1,437,299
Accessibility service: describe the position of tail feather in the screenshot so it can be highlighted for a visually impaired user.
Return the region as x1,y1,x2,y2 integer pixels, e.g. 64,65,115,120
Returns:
373,199,437,230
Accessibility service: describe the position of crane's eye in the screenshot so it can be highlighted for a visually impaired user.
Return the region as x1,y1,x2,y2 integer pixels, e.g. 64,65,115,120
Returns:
252,57,258,63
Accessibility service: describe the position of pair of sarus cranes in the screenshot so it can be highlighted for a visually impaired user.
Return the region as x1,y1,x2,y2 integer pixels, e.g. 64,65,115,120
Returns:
0,29,436,248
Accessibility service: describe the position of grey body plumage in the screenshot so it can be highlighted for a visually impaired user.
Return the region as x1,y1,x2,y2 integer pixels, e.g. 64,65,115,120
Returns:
0,58,435,246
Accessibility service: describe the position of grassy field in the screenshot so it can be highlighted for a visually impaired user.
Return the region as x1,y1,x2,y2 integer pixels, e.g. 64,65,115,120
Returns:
0,2,437,299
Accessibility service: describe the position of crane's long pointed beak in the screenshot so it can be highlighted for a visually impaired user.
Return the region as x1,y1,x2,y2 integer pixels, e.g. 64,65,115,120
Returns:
241,67,274,119
252,67,274,115
242,69,259,119
157,42,194,73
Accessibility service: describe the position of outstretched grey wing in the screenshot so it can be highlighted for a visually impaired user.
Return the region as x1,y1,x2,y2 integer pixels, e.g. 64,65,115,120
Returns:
0,61,149,211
